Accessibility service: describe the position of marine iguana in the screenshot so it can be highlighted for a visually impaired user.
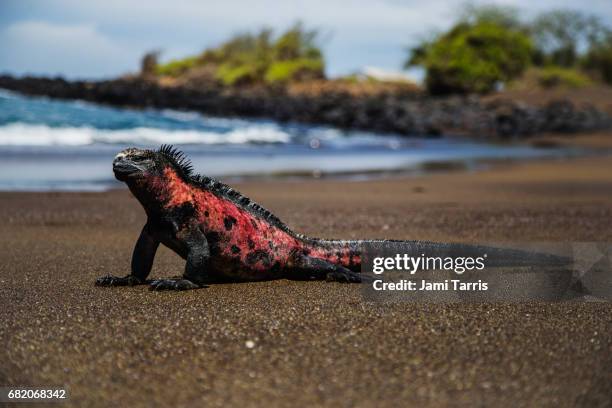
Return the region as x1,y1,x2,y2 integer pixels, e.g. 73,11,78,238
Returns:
96,145,570,291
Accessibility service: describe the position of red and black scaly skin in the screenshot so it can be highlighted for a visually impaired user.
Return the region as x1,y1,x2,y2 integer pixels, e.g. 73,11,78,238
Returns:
95,145,365,290
96,145,572,291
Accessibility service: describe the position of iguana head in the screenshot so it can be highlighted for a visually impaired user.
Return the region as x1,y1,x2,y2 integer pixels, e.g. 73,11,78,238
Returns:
113,145,197,212
113,147,158,181
113,145,194,182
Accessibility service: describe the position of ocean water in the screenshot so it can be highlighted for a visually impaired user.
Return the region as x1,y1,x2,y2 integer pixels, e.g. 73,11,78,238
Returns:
0,89,575,191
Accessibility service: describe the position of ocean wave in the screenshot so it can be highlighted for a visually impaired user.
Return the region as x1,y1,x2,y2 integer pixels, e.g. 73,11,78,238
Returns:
0,123,291,146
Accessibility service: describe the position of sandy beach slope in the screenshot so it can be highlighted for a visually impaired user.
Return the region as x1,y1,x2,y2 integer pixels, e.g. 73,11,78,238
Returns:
1,154,611,407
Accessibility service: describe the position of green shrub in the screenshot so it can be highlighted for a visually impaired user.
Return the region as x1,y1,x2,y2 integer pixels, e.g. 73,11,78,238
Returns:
153,23,325,86
155,56,199,77
264,58,324,84
536,66,592,88
407,22,533,94
215,63,259,86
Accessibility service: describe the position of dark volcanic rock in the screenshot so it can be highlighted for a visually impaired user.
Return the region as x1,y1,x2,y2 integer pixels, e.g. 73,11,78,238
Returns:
0,75,610,138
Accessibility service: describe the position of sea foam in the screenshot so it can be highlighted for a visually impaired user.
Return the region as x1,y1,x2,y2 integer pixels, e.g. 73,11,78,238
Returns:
0,123,291,146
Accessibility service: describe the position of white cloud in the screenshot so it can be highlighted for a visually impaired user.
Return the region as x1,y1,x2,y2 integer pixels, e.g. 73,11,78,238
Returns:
0,21,137,78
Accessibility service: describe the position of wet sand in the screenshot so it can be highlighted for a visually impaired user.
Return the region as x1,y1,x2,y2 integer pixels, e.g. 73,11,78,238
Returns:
1,154,611,407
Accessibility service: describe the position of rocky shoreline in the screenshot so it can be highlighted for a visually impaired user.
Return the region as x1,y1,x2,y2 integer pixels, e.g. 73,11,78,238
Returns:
1,75,610,138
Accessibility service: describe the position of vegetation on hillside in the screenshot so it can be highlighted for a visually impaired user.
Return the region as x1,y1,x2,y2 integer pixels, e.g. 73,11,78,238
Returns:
406,4,612,94
148,23,324,86
140,6,612,95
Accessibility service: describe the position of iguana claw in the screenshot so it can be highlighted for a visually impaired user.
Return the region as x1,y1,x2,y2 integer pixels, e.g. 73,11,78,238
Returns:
149,279,200,291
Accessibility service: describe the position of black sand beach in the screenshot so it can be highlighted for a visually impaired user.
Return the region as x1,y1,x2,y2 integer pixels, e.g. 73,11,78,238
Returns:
1,154,612,407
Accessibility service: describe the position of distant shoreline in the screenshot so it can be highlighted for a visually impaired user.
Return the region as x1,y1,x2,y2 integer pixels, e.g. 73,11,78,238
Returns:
1,75,610,140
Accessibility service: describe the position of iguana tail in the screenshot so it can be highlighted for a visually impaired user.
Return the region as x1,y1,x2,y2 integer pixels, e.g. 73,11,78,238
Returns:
305,239,572,270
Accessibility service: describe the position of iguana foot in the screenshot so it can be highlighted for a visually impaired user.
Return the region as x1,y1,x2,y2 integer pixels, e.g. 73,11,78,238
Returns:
149,279,200,291
95,275,143,286
326,269,362,283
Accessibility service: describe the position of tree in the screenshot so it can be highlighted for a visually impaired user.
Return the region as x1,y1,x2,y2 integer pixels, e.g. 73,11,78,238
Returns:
140,50,160,77
458,3,524,31
267,22,324,83
406,22,533,94
531,10,611,67
582,36,612,84
272,22,321,61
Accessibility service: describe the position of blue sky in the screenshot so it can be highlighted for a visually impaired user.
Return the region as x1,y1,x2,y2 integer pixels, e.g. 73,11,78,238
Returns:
1,0,611,79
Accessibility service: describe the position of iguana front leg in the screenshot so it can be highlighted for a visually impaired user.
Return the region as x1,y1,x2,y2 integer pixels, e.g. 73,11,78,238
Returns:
96,222,159,286
149,225,209,291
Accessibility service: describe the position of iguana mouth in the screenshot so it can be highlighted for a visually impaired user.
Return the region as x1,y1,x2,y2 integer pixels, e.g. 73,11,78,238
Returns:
113,160,142,180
